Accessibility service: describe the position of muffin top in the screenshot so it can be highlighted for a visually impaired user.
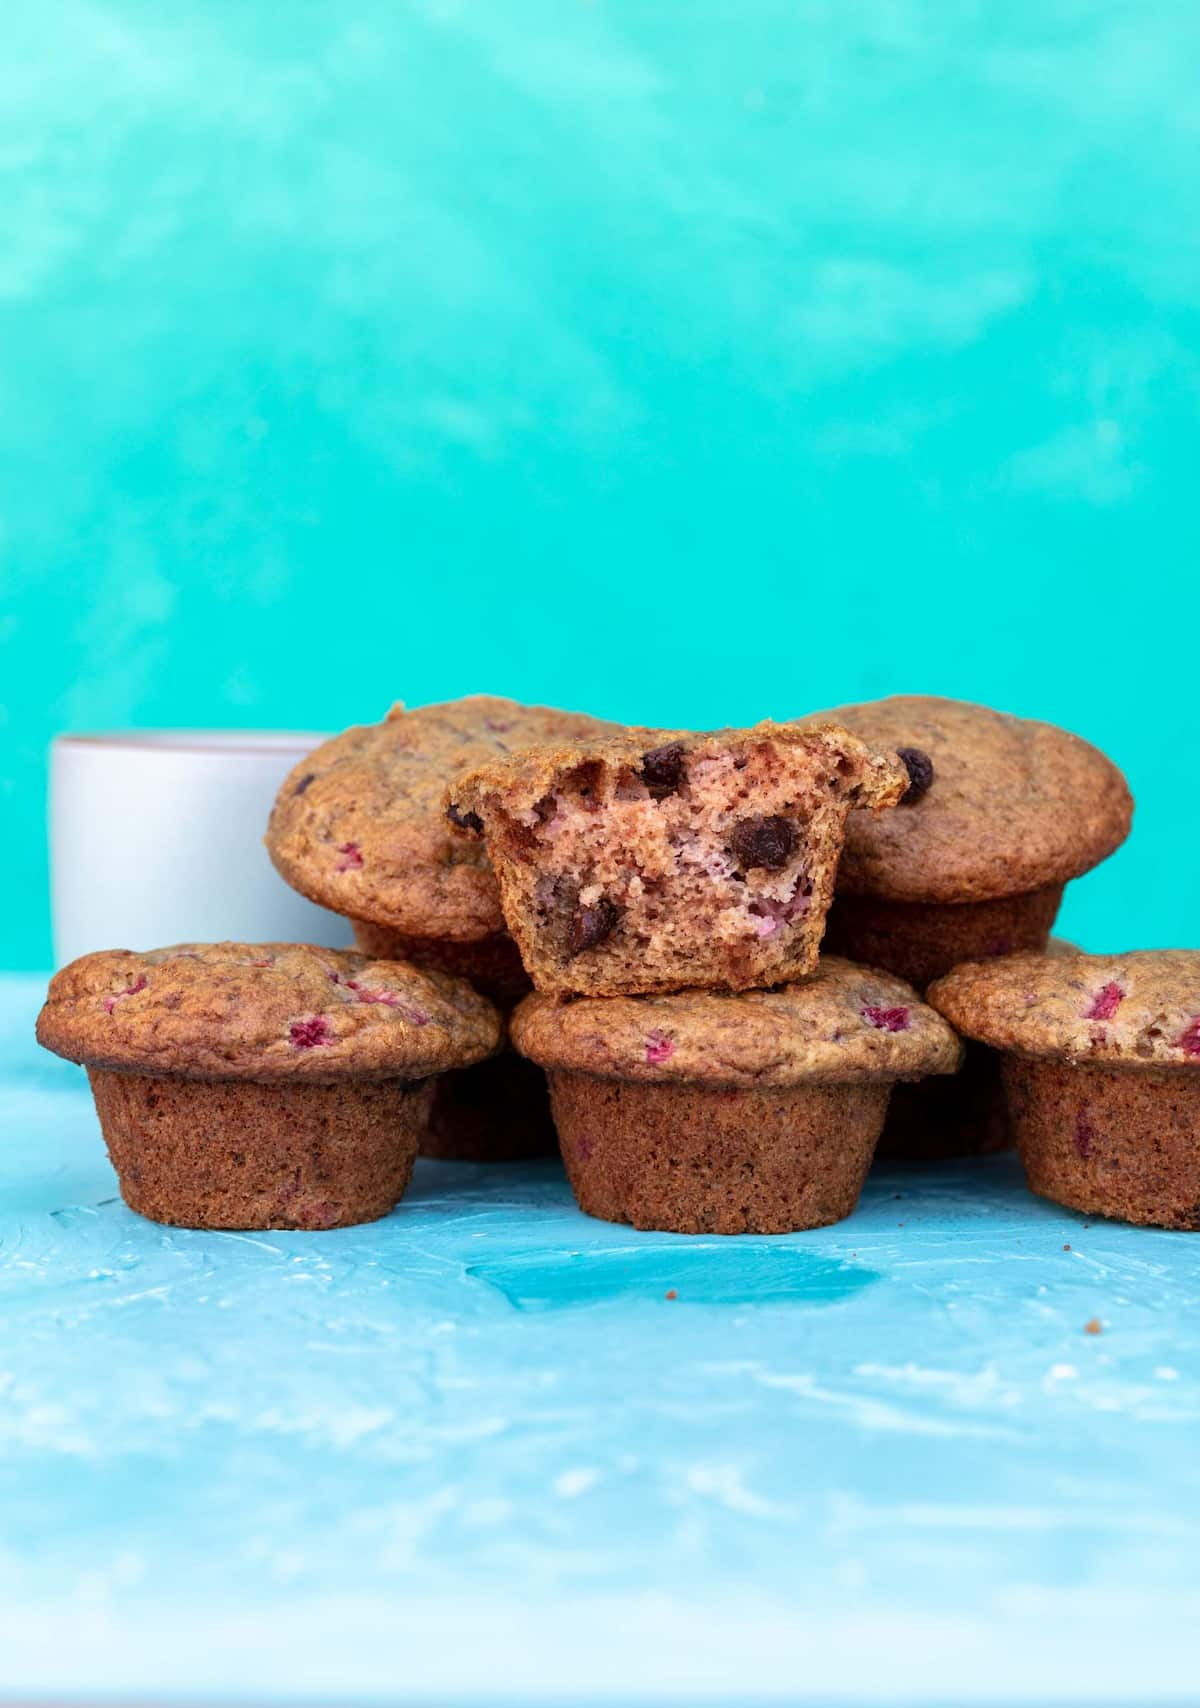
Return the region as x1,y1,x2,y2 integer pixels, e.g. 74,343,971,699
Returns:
266,696,620,941
928,950,1200,1070
511,956,962,1087
447,719,907,821
37,943,503,1083
798,696,1132,903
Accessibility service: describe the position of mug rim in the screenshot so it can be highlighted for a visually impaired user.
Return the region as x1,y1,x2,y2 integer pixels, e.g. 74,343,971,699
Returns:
53,729,330,757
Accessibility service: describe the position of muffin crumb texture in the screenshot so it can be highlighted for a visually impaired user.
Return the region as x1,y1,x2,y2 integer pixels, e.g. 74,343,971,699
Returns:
450,723,907,996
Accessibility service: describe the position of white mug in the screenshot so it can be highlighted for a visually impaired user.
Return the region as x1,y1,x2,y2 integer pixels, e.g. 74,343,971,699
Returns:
50,731,351,968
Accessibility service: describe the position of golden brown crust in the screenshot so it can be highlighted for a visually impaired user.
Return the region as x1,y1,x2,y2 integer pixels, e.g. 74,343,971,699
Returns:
265,696,621,941
799,696,1132,903
37,943,502,1083
928,949,1200,1070
511,956,962,1087
449,720,905,823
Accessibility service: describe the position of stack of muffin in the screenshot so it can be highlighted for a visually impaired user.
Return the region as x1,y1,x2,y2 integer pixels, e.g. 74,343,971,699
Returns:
38,692,1200,1235
440,717,962,1233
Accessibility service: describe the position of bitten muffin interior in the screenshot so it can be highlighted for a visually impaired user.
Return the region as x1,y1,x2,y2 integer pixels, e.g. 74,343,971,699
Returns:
453,726,905,995
529,741,822,972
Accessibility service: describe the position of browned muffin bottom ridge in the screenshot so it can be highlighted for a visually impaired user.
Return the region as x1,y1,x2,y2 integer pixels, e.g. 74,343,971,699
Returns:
873,938,1083,1163
351,918,532,1007
421,1050,558,1163
36,941,505,1229
1003,1057,1200,1230
823,884,1065,993
513,958,960,1233
90,1068,430,1230
548,1071,890,1234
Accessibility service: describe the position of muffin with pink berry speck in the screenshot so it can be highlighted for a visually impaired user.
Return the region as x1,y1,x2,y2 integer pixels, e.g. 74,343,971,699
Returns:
265,696,620,1160
929,950,1200,1229
511,956,961,1234
799,696,1131,989
880,936,1080,1162
36,943,502,1229
796,696,1131,1160
266,697,621,1001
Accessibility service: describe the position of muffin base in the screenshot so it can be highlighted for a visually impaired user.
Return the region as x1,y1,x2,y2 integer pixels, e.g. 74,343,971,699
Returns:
876,1041,1010,1161
547,1070,889,1234
351,919,531,1006
823,884,1064,992
352,919,547,1160
88,1068,431,1230
1003,1057,1200,1230
422,1049,558,1162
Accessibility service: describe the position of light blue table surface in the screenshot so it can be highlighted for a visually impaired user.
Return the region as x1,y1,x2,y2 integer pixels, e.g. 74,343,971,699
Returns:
2,972,1198,1705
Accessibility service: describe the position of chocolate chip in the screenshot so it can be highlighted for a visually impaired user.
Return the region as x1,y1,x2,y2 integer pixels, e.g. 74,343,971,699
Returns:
537,875,622,956
728,815,798,872
446,801,483,835
293,772,316,796
897,747,934,804
567,897,622,956
640,741,686,799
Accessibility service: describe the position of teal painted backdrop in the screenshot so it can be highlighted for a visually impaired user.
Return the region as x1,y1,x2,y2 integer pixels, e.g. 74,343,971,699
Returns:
2,0,1197,969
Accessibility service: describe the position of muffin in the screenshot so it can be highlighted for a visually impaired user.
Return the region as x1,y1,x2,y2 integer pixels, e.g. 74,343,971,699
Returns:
265,696,620,989
36,943,502,1228
419,1049,557,1162
793,696,1130,1162
879,936,1080,1162
511,956,961,1233
266,695,619,1157
928,950,1200,1229
799,696,1132,990
448,723,907,997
